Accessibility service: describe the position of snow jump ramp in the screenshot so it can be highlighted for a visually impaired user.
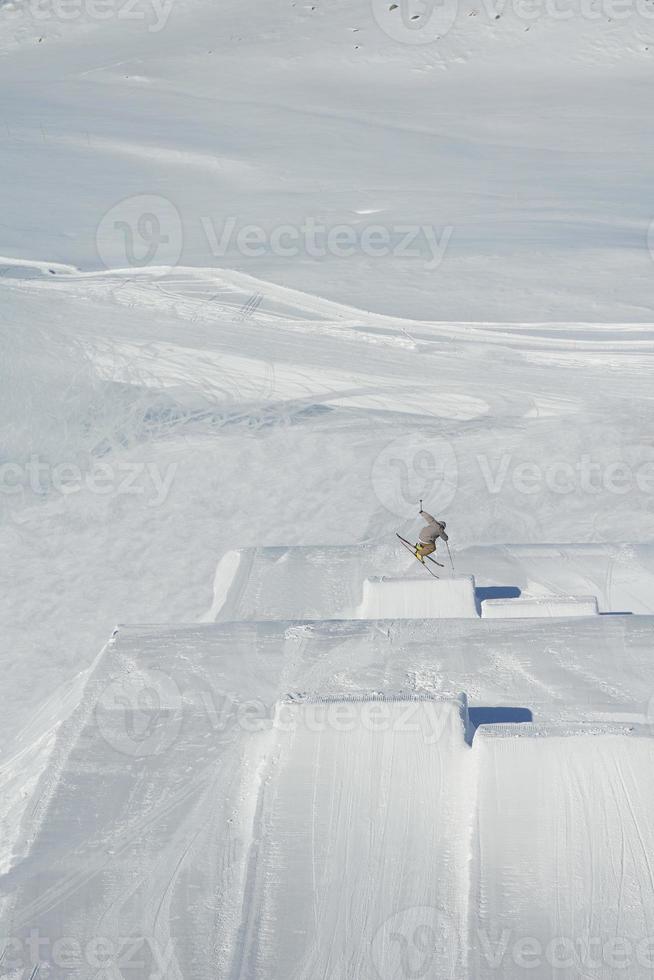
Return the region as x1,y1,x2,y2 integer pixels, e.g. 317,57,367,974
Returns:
471,723,654,979
482,594,599,618
235,694,472,980
355,574,479,619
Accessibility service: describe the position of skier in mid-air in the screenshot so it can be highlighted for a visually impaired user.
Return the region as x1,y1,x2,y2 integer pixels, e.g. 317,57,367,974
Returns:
415,508,448,561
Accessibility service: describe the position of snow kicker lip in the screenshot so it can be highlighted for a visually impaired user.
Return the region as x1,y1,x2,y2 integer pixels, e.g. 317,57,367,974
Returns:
275,693,472,745
475,722,653,739
281,691,469,705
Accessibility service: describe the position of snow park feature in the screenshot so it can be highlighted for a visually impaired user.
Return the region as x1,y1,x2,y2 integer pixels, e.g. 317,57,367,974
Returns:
471,724,654,979
2,0,654,975
481,594,600,617
200,543,651,622
6,621,654,979
239,694,472,979
356,575,480,618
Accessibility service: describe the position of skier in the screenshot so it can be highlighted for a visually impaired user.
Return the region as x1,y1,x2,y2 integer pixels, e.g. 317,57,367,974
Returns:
415,508,448,561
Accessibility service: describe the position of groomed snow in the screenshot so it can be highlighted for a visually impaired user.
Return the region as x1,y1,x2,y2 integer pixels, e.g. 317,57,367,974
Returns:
200,544,654,623
472,725,654,978
357,575,479,619
6,623,654,978
2,0,654,972
237,695,472,980
481,595,599,617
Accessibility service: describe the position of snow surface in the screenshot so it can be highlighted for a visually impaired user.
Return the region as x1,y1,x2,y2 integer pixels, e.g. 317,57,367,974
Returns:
2,0,654,975
473,725,654,979
357,574,480,618
481,594,599,617
203,544,654,621
5,622,654,978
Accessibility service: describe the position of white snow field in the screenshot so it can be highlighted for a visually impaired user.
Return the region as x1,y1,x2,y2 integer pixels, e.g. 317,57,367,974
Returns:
2,0,654,975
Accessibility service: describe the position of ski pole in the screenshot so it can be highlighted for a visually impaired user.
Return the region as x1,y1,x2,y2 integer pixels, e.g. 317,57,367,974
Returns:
446,541,456,576
396,500,421,538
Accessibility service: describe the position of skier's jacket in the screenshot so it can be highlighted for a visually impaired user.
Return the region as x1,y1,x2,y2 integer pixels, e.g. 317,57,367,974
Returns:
418,511,449,545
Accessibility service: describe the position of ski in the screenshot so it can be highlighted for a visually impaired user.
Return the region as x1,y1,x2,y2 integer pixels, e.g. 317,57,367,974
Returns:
396,534,442,577
396,534,444,567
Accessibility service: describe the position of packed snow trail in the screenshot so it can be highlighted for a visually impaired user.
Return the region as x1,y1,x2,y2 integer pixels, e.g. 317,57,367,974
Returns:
233,695,472,980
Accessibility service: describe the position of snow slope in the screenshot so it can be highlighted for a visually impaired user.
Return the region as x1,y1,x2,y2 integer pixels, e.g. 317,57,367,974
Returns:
5,622,654,978
2,0,654,972
235,695,471,980
472,725,654,979
2,264,654,972
1,0,654,320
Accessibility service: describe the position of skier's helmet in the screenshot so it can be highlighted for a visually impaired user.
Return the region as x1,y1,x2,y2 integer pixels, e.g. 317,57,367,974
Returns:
441,521,447,528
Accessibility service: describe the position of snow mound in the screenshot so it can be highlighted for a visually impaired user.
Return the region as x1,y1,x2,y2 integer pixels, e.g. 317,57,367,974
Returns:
356,575,479,619
481,595,599,618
